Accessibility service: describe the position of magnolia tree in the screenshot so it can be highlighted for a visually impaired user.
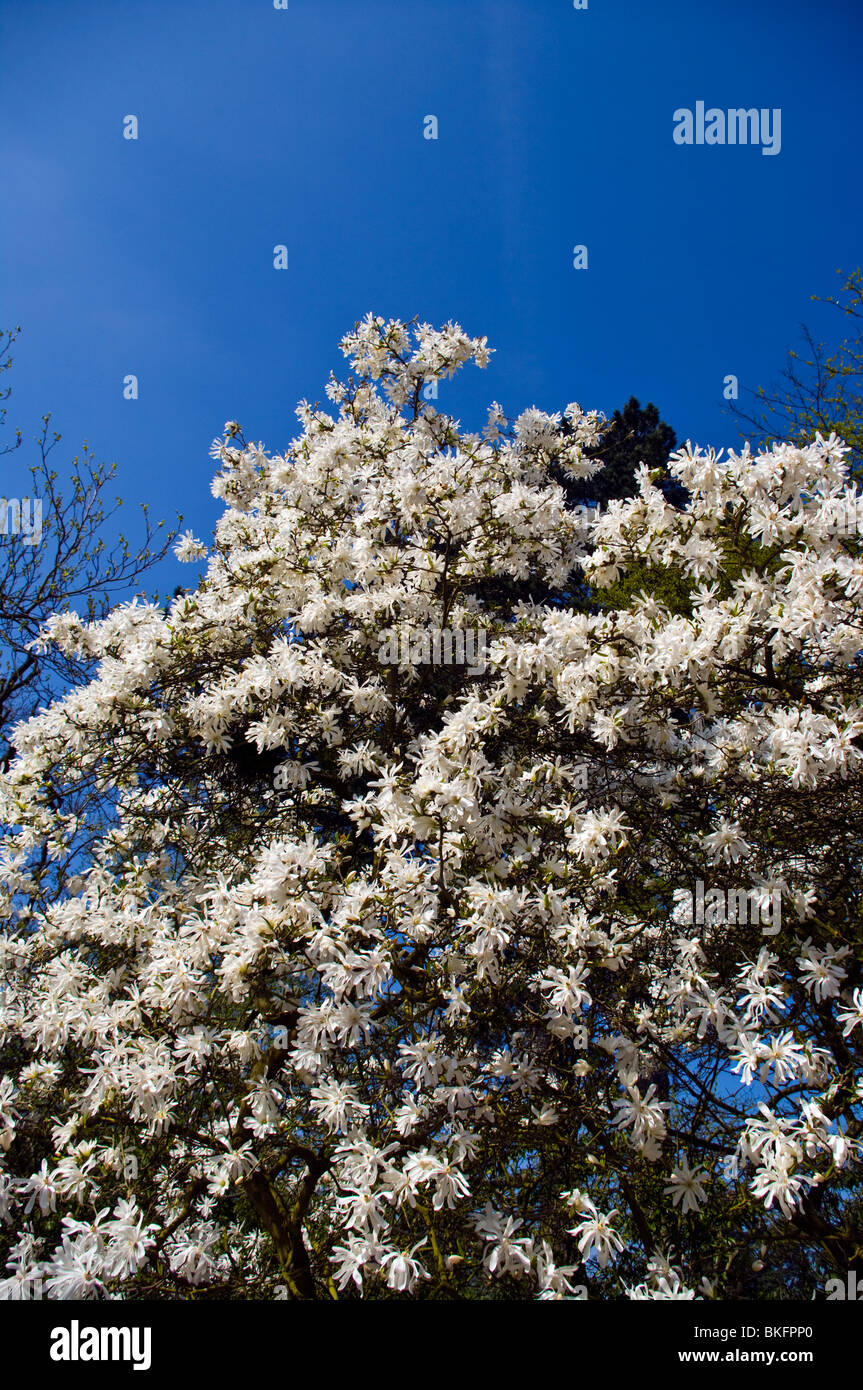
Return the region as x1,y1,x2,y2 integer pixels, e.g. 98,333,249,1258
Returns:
1,315,862,1302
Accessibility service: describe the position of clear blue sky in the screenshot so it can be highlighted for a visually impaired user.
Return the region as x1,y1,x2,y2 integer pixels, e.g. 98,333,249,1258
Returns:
1,0,860,596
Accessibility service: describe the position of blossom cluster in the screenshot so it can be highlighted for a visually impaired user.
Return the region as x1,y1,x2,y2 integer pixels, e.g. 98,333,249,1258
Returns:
0,313,861,1300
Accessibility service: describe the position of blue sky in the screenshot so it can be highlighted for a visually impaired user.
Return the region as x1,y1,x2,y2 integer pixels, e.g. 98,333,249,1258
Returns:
1,0,860,598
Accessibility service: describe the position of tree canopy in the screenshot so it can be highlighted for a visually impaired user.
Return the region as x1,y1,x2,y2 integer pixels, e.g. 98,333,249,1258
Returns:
0,316,860,1301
